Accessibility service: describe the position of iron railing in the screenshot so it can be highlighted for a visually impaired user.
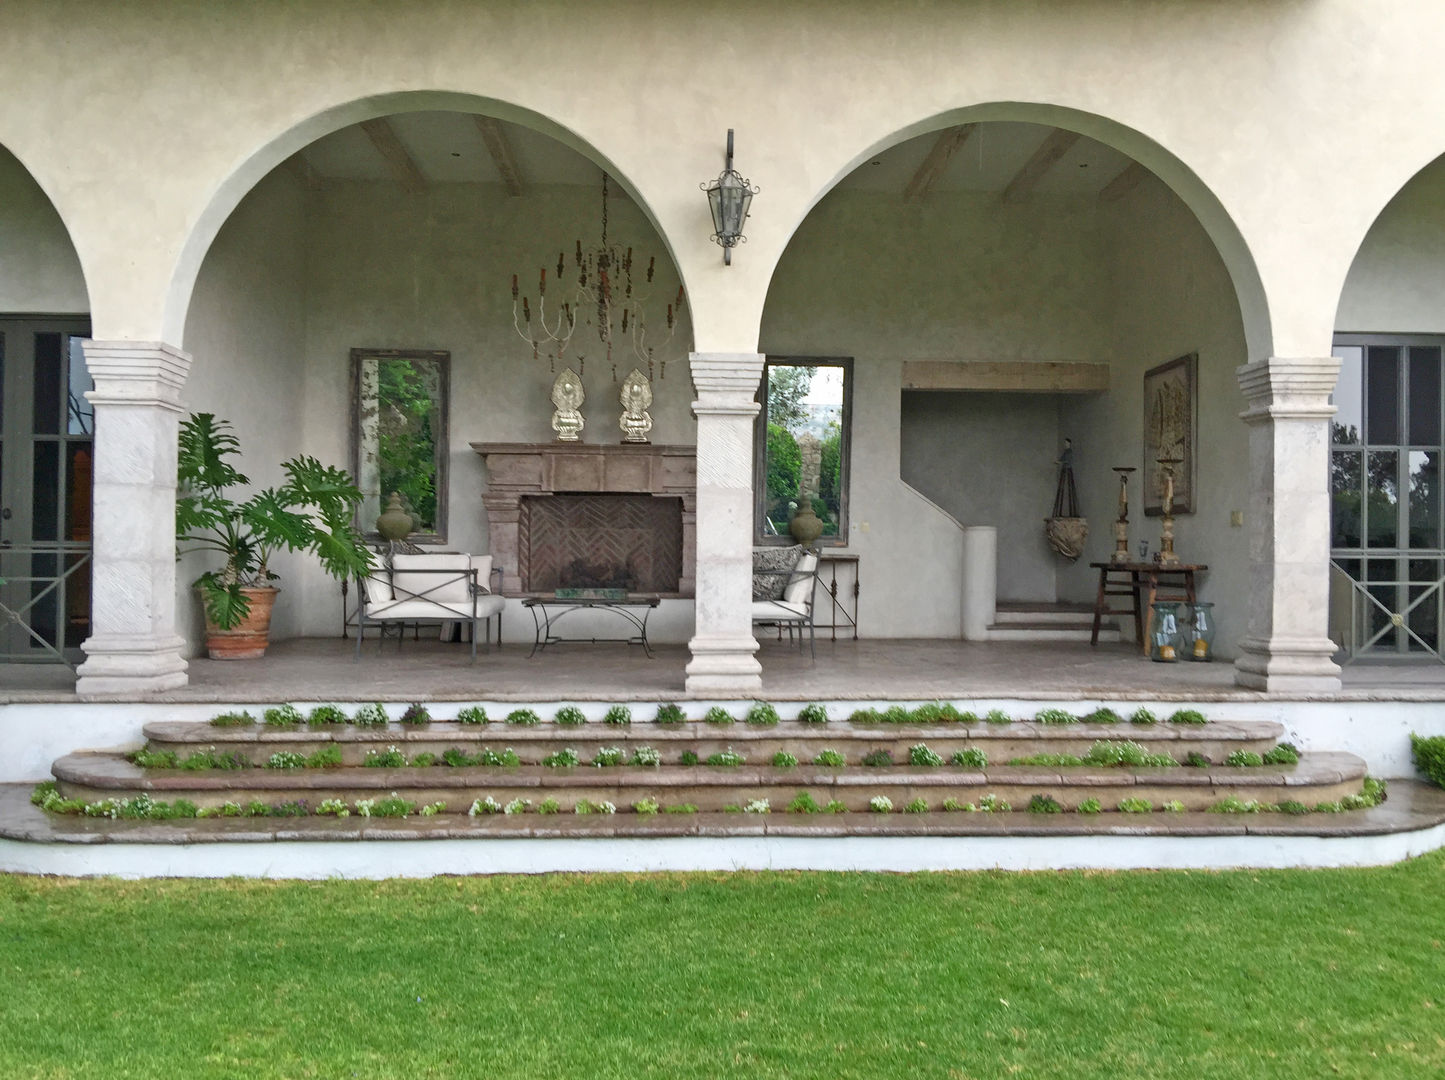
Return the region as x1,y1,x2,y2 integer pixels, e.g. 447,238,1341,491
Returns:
0,542,92,669
1332,560,1445,665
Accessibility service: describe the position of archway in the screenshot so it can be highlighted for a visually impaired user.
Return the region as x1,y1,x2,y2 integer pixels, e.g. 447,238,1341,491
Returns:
758,113,1256,655
0,142,93,669
176,99,694,650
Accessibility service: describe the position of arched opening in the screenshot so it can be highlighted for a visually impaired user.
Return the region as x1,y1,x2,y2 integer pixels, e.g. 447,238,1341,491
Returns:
0,143,93,671
177,103,693,652
1330,154,1445,663
760,116,1256,655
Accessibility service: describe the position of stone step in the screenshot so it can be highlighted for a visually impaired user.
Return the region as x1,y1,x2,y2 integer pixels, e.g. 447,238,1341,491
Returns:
986,624,1121,642
140,719,1286,767
993,603,1099,625
53,750,1367,815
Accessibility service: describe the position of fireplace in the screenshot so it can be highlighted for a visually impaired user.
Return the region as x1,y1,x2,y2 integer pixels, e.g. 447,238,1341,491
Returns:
473,442,696,597
521,494,683,594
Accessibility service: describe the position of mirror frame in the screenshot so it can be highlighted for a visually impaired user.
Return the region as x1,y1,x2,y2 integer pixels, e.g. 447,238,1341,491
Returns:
349,347,451,545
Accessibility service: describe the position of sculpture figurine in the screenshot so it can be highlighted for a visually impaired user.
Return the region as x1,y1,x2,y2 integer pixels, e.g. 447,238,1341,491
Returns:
619,368,654,444
551,368,585,442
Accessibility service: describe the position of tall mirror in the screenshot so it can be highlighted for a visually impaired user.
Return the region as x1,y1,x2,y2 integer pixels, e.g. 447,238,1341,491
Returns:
351,348,449,543
754,357,852,545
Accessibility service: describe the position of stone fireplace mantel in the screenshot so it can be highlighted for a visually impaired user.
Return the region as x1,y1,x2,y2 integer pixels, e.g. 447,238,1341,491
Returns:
473,442,697,597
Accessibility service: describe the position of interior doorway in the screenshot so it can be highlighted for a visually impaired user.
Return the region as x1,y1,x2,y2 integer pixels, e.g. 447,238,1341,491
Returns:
0,317,93,664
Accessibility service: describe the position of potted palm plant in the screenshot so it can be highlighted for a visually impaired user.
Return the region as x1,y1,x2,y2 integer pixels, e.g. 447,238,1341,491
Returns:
176,413,374,659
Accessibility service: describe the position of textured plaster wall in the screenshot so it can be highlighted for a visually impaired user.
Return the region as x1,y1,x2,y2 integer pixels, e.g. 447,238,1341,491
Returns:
1336,155,1445,332
760,188,1111,636
900,392,1063,603
1057,176,1252,655
179,172,309,651
0,146,86,311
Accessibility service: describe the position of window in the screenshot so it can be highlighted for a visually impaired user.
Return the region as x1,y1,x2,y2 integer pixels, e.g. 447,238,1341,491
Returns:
754,357,852,545
1331,335,1442,654
350,348,449,543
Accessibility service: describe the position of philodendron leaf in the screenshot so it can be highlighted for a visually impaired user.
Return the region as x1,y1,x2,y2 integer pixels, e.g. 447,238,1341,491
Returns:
195,573,252,631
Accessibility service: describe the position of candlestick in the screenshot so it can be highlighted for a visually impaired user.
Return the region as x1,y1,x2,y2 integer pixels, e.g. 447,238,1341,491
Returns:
1156,458,1182,565
1111,466,1136,564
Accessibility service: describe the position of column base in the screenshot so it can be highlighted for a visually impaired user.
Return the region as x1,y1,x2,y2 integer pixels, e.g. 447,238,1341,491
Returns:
685,634,763,695
75,634,189,698
1233,635,1342,693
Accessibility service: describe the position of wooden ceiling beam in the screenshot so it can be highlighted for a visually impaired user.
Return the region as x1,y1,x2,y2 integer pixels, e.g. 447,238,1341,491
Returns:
903,124,977,201
359,118,426,194
1099,160,1149,203
1001,128,1081,204
283,151,323,192
472,115,525,196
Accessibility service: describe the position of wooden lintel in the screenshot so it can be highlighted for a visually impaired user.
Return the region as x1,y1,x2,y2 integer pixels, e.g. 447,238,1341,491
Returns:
1099,160,1149,203
901,360,1110,394
283,152,323,192
473,115,525,196
903,124,977,201
1001,128,1082,204
360,118,426,195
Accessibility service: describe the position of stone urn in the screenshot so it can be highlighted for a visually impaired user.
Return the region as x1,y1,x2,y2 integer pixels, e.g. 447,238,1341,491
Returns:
789,505,825,546
376,492,414,541
202,585,278,660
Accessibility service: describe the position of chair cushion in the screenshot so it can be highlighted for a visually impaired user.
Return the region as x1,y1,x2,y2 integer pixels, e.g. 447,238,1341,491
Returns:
752,545,802,601
752,599,809,620
470,554,495,593
392,553,473,604
358,571,392,606
783,552,818,605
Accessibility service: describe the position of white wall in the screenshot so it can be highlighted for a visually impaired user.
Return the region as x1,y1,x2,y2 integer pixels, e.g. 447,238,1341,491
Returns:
1058,176,1252,656
900,391,1062,603
179,171,309,649
0,146,86,311
1337,155,1445,332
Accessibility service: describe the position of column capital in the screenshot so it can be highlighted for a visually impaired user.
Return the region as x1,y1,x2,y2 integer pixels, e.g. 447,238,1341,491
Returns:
1236,355,1340,423
82,340,192,412
690,352,764,415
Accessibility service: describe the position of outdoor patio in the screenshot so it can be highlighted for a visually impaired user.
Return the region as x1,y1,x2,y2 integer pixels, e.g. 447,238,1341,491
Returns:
3,638,1442,704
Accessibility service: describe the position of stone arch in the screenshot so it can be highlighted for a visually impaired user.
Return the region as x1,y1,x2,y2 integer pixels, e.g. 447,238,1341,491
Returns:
761,101,1272,363
0,140,90,313
161,90,688,344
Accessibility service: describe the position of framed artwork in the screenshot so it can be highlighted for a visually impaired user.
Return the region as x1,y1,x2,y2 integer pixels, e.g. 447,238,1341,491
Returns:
1143,352,1197,516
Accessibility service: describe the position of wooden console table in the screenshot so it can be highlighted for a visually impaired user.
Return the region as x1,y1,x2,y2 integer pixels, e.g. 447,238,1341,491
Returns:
1089,561,1207,654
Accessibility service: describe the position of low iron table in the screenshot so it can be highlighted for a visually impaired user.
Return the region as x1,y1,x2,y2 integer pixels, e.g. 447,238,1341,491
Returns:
523,595,661,658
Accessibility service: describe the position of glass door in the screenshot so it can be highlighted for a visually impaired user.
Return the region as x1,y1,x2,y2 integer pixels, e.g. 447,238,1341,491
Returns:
0,318,93,663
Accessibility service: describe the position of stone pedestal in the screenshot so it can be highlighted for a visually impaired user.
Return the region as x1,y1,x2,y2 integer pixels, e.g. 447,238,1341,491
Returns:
684,353,764,695
1233,356,1343,693
75,341,191,698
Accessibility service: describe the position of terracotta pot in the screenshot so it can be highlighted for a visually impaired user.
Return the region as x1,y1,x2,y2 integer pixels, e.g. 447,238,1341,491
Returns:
203,585,278,660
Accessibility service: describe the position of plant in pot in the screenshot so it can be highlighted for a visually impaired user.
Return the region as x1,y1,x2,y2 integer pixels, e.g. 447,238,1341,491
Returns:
176,412,374,659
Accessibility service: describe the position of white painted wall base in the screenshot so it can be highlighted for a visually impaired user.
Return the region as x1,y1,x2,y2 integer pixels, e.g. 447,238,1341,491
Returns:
3,825,1442,878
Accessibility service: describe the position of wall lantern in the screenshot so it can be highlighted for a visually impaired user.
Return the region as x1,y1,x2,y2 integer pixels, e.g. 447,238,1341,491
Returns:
701,129,759,265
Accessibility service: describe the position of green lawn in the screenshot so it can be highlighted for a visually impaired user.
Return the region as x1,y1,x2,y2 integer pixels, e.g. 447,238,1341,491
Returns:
1,855,1442,1079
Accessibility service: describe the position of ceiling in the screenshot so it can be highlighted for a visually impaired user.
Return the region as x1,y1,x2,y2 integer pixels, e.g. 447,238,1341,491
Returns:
292,111,1145,199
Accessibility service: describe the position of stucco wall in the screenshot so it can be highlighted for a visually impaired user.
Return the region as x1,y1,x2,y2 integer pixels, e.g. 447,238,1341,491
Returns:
1336,155,1445,332
0,146,86,312
1057,175,1252,655
900,391,1063,604
179,171,309,650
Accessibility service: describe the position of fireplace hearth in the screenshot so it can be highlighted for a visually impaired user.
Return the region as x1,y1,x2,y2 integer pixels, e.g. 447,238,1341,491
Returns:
474,443,696,597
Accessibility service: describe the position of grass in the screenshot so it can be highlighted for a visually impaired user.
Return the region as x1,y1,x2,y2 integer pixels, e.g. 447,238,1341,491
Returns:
0,857,1443,1078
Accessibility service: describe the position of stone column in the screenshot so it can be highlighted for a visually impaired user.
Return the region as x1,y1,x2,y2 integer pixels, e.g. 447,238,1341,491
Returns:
75,341,191,697
1233,356,1342,692
685,352,764,695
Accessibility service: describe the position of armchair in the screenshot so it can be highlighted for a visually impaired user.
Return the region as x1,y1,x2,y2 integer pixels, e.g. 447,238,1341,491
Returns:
355,552,505,661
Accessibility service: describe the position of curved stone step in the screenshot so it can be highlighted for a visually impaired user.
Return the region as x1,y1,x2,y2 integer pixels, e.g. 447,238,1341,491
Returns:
138,719,1287,767
53,750,1367,815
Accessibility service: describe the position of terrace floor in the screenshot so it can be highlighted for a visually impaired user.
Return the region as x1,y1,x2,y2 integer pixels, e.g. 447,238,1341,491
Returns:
3,636,1443,703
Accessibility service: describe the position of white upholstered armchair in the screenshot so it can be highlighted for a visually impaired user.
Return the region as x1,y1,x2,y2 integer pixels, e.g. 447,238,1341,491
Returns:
751,547,820,657
355,552,505,661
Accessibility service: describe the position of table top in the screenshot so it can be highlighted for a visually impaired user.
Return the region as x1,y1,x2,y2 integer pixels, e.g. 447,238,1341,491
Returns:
523,595,662,608
1089,561,1208,573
